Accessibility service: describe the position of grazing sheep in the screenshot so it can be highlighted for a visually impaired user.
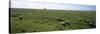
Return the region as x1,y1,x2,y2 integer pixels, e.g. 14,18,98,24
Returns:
84,19,96,28
44,19,48,23
88,21,96,28
61,22,65,24
84,19,90,23
89,23,96,28
56,17,64,22
61,22,71,27
61,23,66,27
19,16,23,20
78,18,82,21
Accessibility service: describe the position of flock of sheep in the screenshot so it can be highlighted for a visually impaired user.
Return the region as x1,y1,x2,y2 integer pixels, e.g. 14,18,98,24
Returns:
11,8,96,33
11,9,95,31
17,15,95,29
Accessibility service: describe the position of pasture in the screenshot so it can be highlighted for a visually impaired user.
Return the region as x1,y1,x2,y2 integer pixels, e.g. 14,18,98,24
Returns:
10,8,96,33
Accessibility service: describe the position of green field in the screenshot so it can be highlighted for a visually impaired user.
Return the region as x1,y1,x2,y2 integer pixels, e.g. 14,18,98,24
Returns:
10,8,96,33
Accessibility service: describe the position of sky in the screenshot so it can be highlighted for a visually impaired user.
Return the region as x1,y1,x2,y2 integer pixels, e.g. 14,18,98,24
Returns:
11,0,96,11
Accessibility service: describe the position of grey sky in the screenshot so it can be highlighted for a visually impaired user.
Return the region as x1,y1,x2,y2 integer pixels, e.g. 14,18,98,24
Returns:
11,0,96,10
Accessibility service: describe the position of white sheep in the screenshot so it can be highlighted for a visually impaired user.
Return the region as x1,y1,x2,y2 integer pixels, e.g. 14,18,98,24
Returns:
61,22,71,27
44,19,48,23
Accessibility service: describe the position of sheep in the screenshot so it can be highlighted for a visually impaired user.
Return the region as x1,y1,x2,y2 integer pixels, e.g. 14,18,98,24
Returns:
44,19,48,23
84,19,96,28
56,17,64,22
78,18,82,21
61,22,71,28
19,16,23,20
85,20,96,28
84,19,90,23
88,20,96,28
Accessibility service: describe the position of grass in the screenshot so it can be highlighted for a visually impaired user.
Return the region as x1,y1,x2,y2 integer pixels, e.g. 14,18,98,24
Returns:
10,8,96,33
